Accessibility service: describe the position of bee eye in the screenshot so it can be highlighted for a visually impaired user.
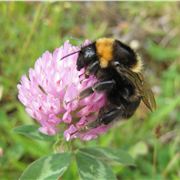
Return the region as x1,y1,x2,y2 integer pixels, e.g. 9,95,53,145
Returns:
84,47,95,58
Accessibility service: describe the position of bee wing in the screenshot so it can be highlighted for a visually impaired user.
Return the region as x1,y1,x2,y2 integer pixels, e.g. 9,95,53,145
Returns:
114,64,156,111
134,72,156,111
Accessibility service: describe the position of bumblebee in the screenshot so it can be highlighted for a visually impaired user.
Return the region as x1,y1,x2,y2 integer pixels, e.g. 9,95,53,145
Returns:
62,38,156,126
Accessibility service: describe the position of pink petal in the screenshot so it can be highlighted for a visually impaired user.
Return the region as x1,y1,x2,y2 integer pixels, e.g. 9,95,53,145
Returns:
62,111,72,124
64,124,78,141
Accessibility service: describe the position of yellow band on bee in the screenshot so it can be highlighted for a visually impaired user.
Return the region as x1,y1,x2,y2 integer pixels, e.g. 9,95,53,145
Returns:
96,38,114,68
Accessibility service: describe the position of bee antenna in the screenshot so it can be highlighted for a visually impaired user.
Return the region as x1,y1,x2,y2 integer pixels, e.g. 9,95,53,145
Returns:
60,42,92,60
60,50,81,60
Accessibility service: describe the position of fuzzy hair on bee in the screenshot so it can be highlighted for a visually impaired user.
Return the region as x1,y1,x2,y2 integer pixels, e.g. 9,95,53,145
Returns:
61,38,156,127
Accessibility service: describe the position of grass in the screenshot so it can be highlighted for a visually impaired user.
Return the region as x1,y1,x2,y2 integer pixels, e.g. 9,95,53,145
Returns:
0,2,180,180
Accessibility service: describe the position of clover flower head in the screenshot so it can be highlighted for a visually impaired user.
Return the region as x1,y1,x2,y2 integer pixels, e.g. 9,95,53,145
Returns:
17,41,110,141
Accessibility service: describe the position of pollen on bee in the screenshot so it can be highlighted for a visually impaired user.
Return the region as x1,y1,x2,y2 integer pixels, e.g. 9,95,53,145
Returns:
96,38,114,68
100,58,109,68
131,55,143,73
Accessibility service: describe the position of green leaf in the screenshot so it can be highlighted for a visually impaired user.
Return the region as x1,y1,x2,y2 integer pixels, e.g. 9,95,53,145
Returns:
79,147,135,166
130,141,148,158
76,151,116,180
146,40,180,61
149,96,180,125
20,152,71,180
13,125,55,141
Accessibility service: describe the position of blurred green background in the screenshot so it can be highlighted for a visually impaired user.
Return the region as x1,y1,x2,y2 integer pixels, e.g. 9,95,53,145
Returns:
0,2,180,180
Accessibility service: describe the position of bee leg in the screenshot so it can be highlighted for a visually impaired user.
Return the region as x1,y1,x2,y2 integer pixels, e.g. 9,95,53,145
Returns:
79,80,116,99
79,87,94,99
98,106,124,125
92,80,116,91
86,61,99,75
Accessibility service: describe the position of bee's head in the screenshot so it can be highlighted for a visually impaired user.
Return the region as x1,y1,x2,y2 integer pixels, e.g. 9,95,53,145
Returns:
77,43,96,71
